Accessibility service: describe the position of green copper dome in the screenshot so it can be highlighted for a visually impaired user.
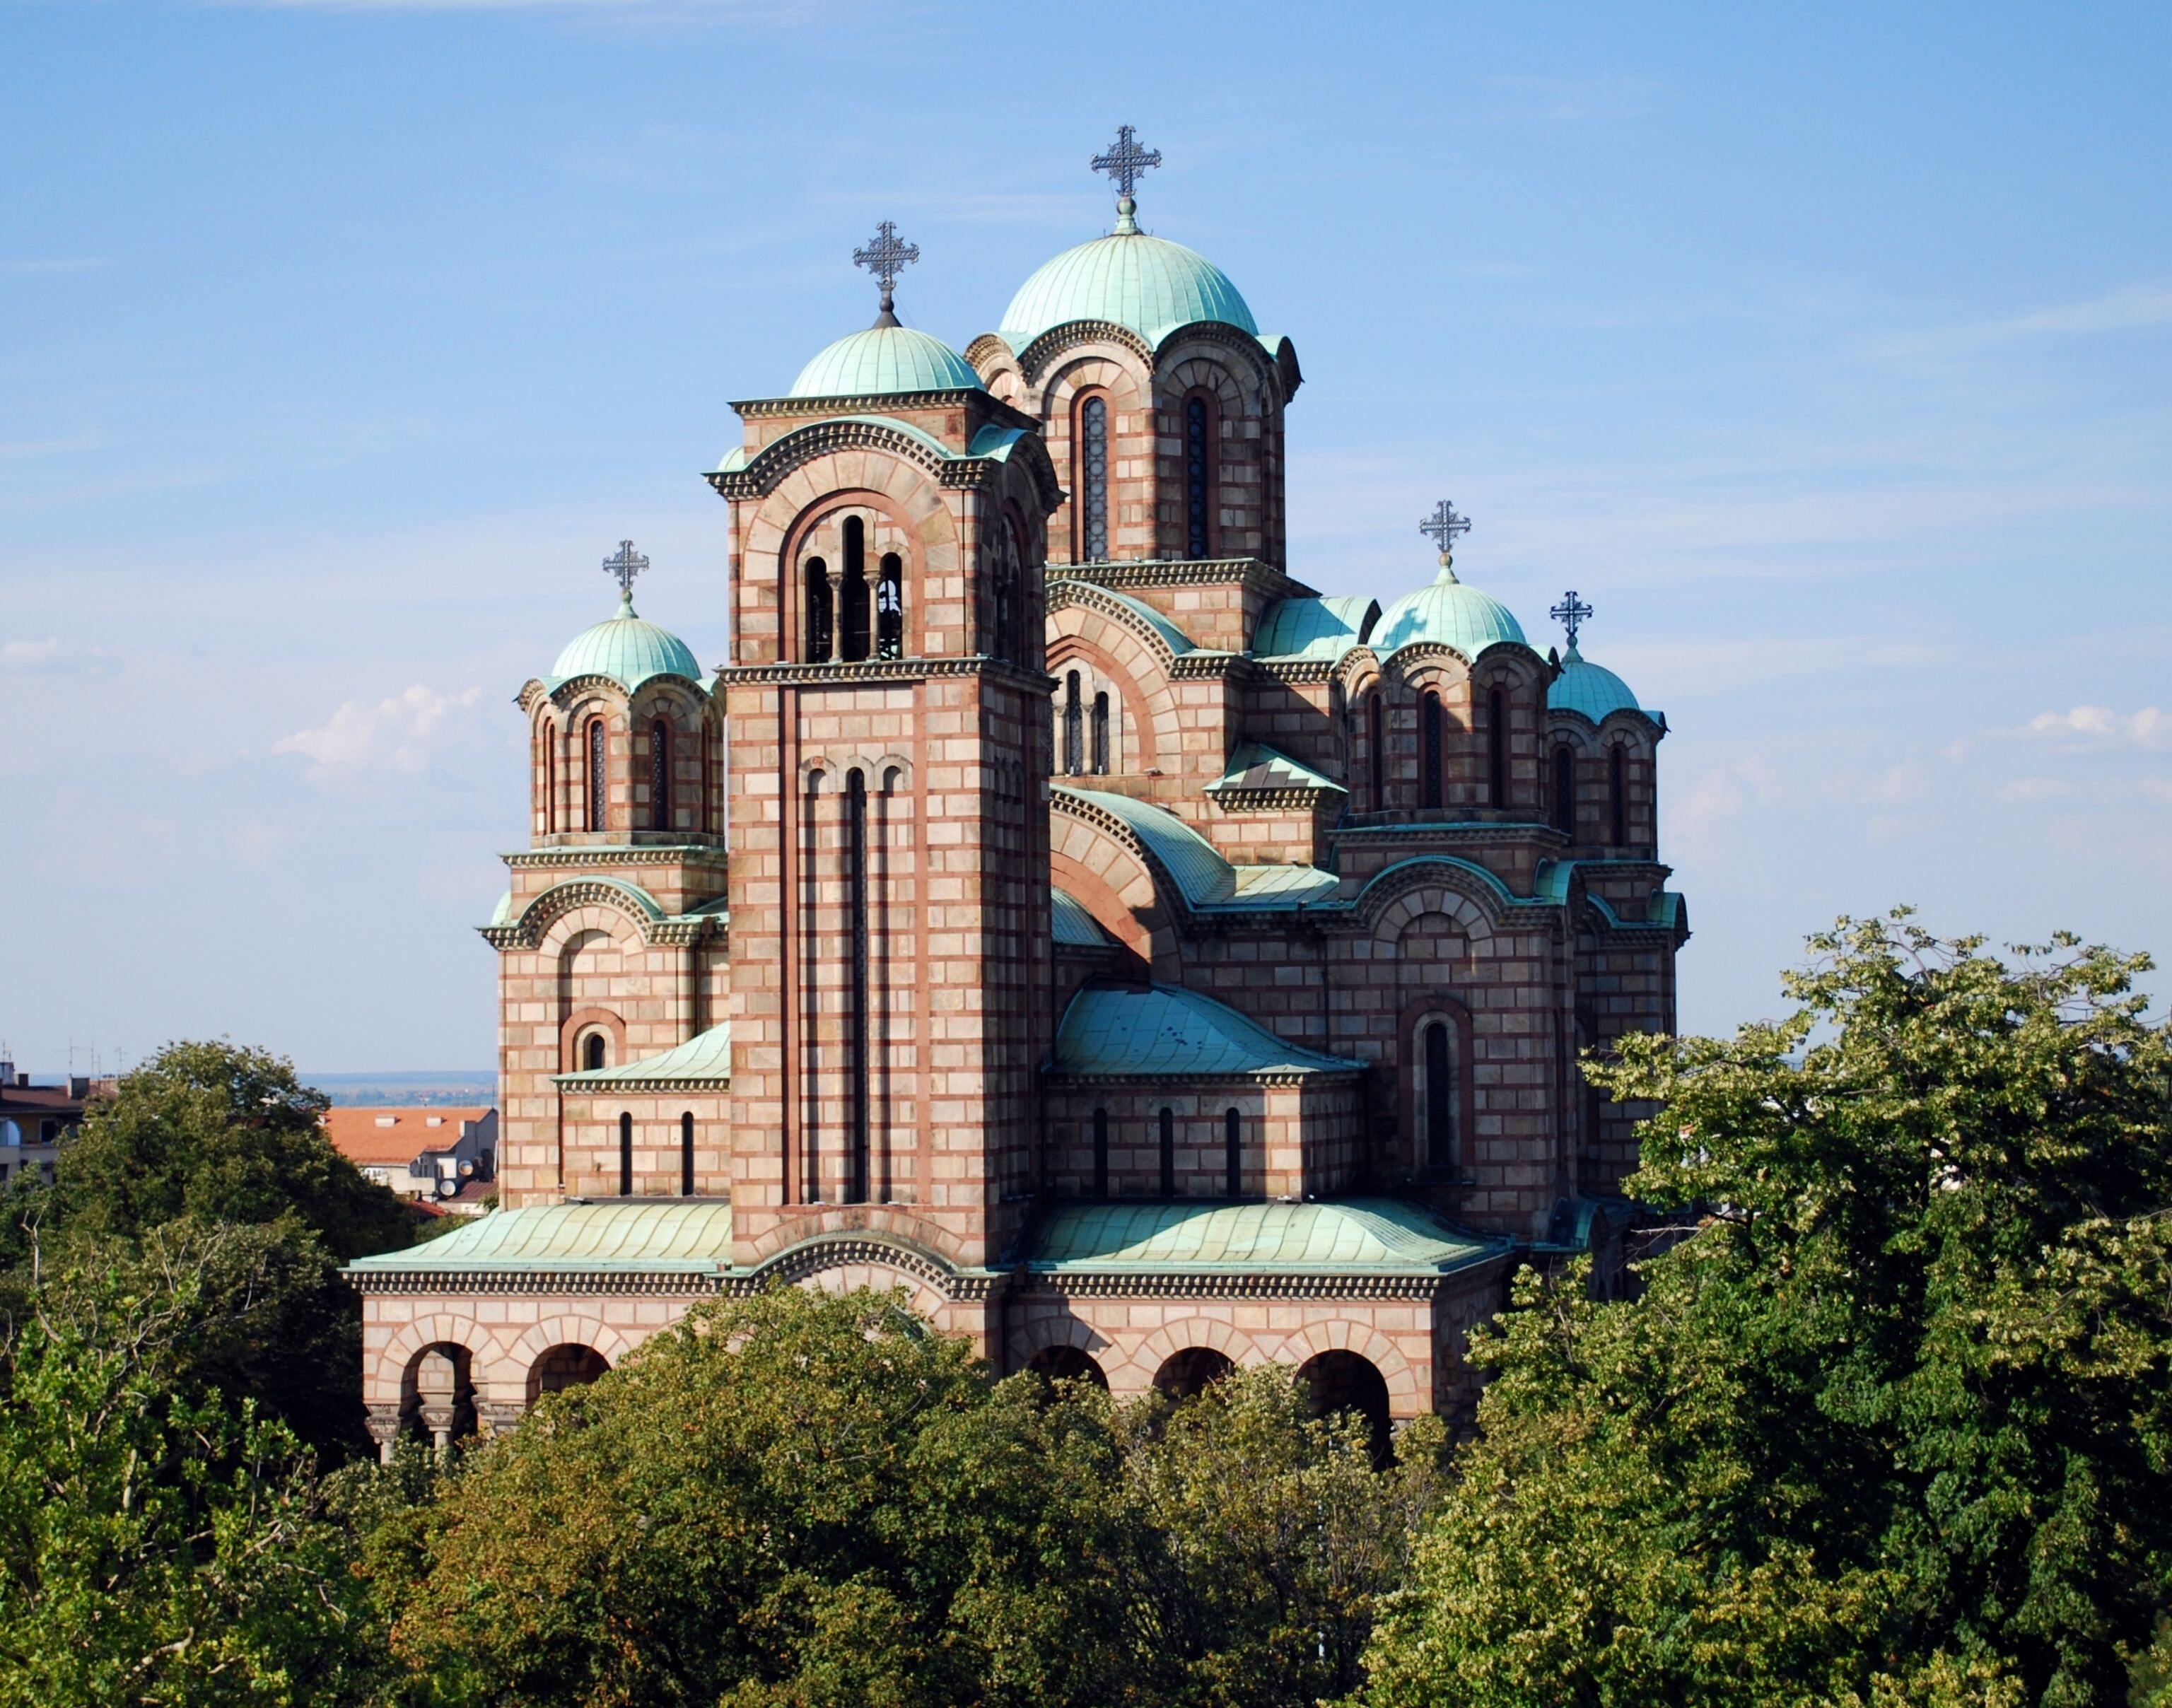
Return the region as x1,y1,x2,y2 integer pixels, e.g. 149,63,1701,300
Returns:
788,324,984,399
1549,646,1641,721
1372,563,1527,660
1000,228,1258,350
549,596,703,695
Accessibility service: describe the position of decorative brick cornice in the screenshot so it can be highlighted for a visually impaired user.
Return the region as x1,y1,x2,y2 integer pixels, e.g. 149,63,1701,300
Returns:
503,843,729,870
1044,1065,1363,1089
1331,819,1566,850
1207,786,1339,814
350,1268,726,1297
708,415,1061,515
713,657,1056,692
1167,650,1251,682
481,876,673,951
740,1234,1006,1304
731,392,1039,433
1014,1256,1510,1302
1008,317,1156,378
1053,556,1317,603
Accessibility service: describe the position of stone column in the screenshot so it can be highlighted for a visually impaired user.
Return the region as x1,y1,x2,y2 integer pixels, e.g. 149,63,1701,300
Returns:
364,1403,404,1466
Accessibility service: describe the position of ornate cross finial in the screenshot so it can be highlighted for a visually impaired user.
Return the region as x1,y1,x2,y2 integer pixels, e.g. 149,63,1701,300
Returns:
1551,590,1594,652
853,220,920,324
1420,499,1472,563
1092,124,1161,232
603,539,648,607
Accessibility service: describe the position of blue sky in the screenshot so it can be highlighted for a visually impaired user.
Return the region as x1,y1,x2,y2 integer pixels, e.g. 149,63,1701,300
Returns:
3,0,2167,1073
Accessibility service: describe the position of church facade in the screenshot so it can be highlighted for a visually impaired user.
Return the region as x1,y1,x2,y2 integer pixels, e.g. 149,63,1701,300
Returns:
349,137,1687,1451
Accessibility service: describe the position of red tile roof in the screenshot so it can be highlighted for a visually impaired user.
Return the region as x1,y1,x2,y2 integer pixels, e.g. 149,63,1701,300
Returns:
322,1106,492,1168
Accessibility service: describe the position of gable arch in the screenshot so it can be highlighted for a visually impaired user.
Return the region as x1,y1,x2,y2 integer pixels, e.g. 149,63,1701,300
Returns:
1049,807,1181,979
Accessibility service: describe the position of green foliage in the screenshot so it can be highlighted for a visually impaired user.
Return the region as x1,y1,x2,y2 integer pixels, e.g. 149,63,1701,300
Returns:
57,1039,415,1262
0,1222,385,1707
1365,914,2172,1708
370,1286,1435,1708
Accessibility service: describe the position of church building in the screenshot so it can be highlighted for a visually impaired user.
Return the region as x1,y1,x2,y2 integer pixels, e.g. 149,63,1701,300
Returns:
349,131,1688,1451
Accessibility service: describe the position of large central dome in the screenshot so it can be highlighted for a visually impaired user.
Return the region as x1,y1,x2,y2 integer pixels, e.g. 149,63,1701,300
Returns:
1000,229,1258,350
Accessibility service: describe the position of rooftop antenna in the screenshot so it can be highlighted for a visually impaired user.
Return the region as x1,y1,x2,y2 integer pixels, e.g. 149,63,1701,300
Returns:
1091,124,1162,234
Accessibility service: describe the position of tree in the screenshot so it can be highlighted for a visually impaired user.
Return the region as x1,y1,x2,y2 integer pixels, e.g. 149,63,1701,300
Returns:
0,1222,385,1707
1364,915,2172,1708
56,1040,415,1262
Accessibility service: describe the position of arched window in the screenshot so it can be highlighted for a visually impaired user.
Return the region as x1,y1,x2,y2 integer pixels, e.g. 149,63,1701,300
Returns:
648,719,671,831
1367,693,1385,812
989,525,1022,662
1610,746,1628,846
1551,746,1576,838
1158,1107,1176,1198
1487,687,1508,808
840,518,870,662
1420,1019,1459,1174
1420,694,1444,812
542,736,555,834
585,718,607,832
844,769,870,1205
583,1032,607,1072
1063,672,1084,775
1183,393,1214,558
1224,1107,1242,1198
1090,692,1110,775
1092,1108,1109,1197
1078,394,1110,561
805,557,833,662
876,551,904,660
680,1111,695,1197
618,1112,634,1198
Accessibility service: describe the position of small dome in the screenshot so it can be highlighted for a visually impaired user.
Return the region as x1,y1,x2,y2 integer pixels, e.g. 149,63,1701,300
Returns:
1000,230,1257,350
1549,648,1641,722
1371,564,1527,660
550,597,703,695
788,324,984,399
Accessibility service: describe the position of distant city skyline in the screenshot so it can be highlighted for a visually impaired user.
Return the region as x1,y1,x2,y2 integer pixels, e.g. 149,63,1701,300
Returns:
4,0,2167,1068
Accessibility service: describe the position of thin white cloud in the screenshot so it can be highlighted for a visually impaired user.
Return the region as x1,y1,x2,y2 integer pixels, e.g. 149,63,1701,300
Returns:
0,257,115,278
273,684,485,780
1876,283,2172,361
0,638,119,678
2020,705,2171,749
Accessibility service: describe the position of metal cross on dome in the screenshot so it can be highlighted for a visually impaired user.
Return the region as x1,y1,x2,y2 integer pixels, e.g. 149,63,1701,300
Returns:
1091,124,1162,201
1420,500,1472,558
853,220,920,313
603,539,649,602
1551,590,1594,651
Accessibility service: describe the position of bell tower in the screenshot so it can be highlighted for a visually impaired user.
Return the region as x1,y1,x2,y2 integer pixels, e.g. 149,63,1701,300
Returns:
707,228,1063,1273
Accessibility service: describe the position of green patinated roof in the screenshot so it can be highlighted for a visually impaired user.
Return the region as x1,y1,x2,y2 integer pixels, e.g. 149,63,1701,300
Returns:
1548,645,1642,722
1000,230,1259,350
1086,587,1195,655
788,324,984,399
1205,742,1347,797
1029,1198,1501,1275
549,596,703,695
1056,787,1340,912
346,1200,733,1275
1372,563,1526,660
1251,595,1379,662
1053,981,1362,1078
555,1022,732,1087
1052,887,1112,948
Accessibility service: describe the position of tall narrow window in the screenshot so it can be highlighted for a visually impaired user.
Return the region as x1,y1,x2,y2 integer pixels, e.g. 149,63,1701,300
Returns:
1063,672,1084,775
1092,1108,1109,1197
876,551,904,659
618,1113,634,1198
586,718,607,832
1551,747,1576,838
1423,1020,1457,1174
1420,694,1444,811
1609,746,1628,846
649,720,671,831
680,1111,695,1197
701,720,715,836
1183,394,1213,558
1224,1107,1242,1198
840,518,870,662
805,558,833,662
1158,1107,1176,1199
542,739,555,834
1079,395,1109,561
846,770,870,1204
1090,692,1110,774
584,1033,607,1072
1367,694,1385,812
1488,687,1508,807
